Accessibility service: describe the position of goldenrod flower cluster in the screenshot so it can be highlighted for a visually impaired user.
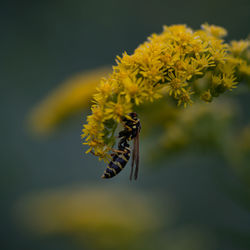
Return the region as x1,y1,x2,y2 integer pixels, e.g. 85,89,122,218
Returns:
82,24,250,161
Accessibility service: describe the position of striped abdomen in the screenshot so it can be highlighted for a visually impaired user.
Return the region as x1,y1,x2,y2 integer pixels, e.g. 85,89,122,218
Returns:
102,149,130,179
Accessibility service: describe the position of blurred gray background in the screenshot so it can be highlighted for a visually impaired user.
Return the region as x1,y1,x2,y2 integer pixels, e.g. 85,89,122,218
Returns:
1,0,250,249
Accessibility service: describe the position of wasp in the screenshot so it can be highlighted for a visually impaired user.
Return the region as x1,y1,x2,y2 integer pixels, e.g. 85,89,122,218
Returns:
102,112,141,180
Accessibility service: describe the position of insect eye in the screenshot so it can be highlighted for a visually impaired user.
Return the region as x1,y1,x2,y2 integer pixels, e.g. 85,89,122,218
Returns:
129,112,137,118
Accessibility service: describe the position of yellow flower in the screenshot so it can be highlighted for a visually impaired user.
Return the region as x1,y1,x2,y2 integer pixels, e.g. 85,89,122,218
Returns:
177,88,194,108
211,74,222,87
201,90,213,102
238,62,250,76
201,23,227,38
209,41,229,64
122,77,144,105
143,85,163,102
193,53,216,69
230,40,249,56
166,71,187,97
182,57,203,80
93,78,114,104
222,73,238,90
105,95,132,123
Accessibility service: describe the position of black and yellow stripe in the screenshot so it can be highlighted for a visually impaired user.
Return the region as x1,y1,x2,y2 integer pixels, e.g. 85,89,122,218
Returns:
102,149,130,179
119,113,141,141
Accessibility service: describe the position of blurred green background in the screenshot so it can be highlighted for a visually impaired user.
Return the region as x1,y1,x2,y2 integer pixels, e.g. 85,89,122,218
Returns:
1,0,250,249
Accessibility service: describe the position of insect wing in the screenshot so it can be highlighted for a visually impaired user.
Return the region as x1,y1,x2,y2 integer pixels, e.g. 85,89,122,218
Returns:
134,131,140,180
130,138,136,180
130,128,140,180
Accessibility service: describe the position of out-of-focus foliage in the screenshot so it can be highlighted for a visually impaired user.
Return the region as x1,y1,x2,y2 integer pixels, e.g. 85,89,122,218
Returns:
28,67,111,135
229,125,250,183
235,125,250,163
138,96,250,189
155,226,216,250
14,186,165,250
139,98,236,160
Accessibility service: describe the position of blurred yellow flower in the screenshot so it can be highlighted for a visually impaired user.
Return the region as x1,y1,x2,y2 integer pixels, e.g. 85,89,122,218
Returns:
201,23,228,37
157,100,236,155
28,67,111,135
15,186,163,250
230,40,250,56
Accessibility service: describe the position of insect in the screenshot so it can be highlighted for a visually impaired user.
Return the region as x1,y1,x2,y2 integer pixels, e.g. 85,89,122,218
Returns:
102,112,141,180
